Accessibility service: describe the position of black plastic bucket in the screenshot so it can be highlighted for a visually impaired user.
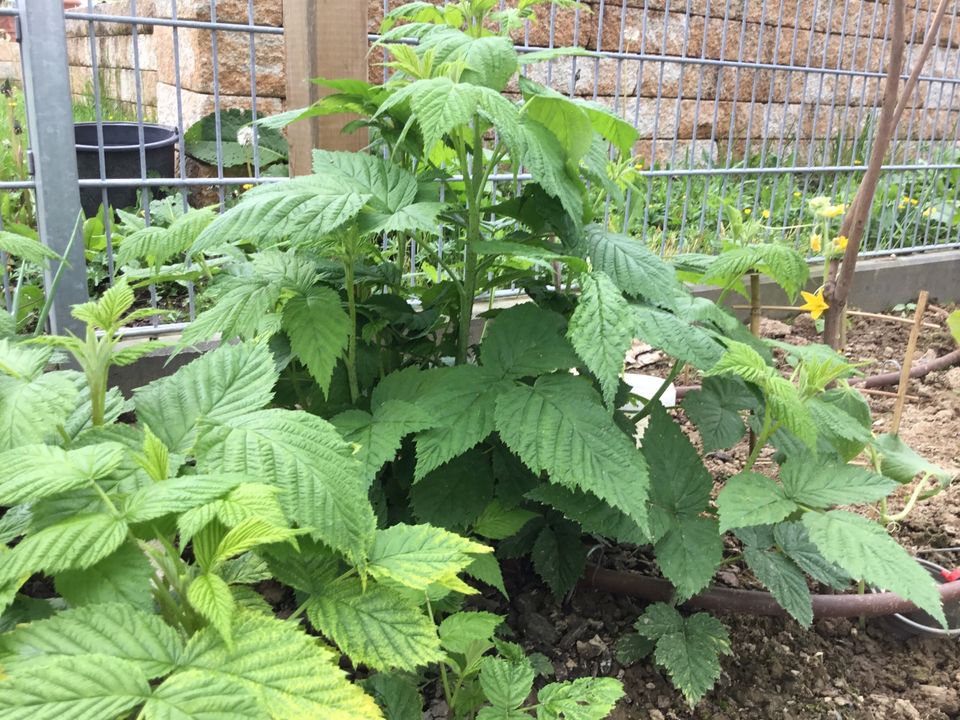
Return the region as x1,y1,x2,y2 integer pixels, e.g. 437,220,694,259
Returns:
74,122,178,217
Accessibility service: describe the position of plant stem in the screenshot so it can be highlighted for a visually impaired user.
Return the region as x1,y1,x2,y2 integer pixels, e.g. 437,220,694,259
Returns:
742,413,779,472
456,121,484,365
633,360,685,424
881,477,930,524
343,251,360,404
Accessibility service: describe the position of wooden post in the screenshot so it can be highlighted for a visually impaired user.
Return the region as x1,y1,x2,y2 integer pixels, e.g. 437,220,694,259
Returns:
890,290,929,435
282,0,368,175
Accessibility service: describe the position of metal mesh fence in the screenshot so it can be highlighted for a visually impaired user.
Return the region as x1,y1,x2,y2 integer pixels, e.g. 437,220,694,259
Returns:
1,0,959,334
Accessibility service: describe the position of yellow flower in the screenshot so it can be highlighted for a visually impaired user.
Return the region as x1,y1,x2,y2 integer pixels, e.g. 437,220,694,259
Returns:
799,289,829,320
910,198,919,206
898,202,907,210
762,209,771,219
743,208,752,215
853,158,862,165
634,159,645,170
793,191,802,198
922,208,931,217
819,203,845,219
834,235,848,251
809,234,822,253
902,196,911,203
241,183,254,190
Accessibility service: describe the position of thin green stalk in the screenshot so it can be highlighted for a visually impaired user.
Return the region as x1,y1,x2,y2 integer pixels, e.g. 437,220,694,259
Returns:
34,211,82,337
881,477,929,524
742,413,780,472
633,360,685,424
343,252,360,404
456,121,485,365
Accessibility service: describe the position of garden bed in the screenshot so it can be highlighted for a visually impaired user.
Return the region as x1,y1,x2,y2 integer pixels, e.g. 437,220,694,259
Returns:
459,308,960,720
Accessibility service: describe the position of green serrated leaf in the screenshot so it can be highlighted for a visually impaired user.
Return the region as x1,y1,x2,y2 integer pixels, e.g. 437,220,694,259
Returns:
655,516,723,602
479,656,535,711
681,376,756,452
54,541,154,611
495,374,649,530
579,224,683,303
413,365,513,480
872,433,953,485
0,655,149,720
144,671,265,720
536,676,625,720
715,472,798,532
482,303,579,380
180,610,382,719
361,673,421,720
473,499,539,540
368,523,489,591
333,400,434,485
308,580,443,671
192,174,369,253
0,442,124,505
0,369,77,452
614,633,654,666
281,286,351,397
188,573,236,646
803,510,946,627
773,521,851,589
531,520,587,597
439,611,503,655
0,513,127,586
0,602,183,676
743,546,813,626
632,305,723,371
195,408,376,566
134,342,277,455
464,552,508,597
779,454,897,508
526,484,647,545
410,448,495,530
635,603,731,706
567,272,633,406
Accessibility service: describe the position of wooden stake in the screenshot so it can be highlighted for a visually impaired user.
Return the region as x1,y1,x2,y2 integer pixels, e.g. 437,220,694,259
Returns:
282,0,368,175
890,290,928,434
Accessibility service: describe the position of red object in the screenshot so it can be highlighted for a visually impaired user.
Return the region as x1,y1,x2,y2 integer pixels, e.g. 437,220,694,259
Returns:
941,568,960,583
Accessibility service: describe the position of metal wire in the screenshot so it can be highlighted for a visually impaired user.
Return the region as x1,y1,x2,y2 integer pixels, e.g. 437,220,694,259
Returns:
5,0,960,335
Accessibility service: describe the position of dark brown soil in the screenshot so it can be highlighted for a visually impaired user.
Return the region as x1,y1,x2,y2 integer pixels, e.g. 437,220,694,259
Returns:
494,306,960,719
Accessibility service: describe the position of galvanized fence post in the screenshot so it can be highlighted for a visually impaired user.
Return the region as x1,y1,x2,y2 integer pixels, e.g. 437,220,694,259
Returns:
18,0,89,335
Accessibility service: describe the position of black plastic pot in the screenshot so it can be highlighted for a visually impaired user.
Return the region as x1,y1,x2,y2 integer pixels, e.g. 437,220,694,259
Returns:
74,122,178,217
872,557,960,639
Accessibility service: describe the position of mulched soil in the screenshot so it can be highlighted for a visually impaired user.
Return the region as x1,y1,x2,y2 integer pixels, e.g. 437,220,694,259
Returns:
456,305,960,720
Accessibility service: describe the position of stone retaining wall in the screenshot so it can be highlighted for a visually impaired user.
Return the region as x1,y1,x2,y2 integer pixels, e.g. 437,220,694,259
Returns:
59,0,960,162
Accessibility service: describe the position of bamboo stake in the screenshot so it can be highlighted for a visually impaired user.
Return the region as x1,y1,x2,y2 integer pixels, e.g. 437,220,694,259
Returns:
890,290,928,434
730,305,939,329
846,309,939,330
859,387,919,401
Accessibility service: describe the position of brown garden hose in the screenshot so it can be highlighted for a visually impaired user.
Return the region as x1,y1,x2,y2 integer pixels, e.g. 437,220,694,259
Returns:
582,565,960,620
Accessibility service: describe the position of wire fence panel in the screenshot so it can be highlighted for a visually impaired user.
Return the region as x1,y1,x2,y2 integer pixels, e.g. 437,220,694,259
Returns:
2,0,959,334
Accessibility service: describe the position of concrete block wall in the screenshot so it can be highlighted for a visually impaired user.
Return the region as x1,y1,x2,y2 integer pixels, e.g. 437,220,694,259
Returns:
57,0,960,164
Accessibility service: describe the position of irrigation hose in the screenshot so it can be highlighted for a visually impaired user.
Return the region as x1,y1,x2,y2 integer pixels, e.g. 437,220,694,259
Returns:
674,347,960,400
581,565,960,620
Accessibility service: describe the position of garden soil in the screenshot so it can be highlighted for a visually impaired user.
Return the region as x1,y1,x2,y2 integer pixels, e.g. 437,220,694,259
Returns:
467,307,960,720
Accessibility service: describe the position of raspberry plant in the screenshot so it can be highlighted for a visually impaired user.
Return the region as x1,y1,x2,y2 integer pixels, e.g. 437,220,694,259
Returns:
2,0,954,713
